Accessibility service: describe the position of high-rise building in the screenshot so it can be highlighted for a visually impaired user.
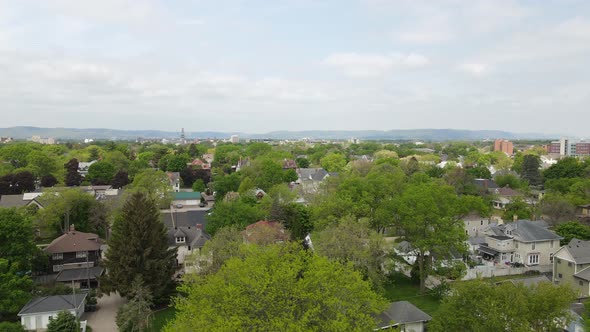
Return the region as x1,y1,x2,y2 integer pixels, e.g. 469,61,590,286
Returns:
230,135,239,143
547,138,590,157
493,139,514,155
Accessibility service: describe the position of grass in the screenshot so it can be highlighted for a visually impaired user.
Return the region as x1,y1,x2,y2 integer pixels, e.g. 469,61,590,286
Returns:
382,272,441,316
148,307,177,332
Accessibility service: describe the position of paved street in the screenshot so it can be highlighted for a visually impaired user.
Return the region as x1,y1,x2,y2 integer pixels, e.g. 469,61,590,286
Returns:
84,293,126,332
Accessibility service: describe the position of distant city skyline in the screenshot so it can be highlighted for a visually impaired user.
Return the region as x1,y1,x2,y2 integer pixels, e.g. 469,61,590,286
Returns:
0,1,589,135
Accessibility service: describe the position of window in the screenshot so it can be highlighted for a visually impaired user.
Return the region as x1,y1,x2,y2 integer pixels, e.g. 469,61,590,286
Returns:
558,258,562,264
52,253,63,260
76,251,87,259
532,243,536,250
568,262,573,267
481,220,483,226
176,237,185,244
580,280,584,286
558,273,563,278
550,240,554,248
528,254,539,265
515,242,518,248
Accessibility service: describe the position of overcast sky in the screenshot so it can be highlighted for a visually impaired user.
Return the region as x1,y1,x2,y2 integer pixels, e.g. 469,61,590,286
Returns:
0,0,589,135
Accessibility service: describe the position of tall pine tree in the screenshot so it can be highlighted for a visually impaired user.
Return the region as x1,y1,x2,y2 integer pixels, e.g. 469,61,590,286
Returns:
100,192,177,304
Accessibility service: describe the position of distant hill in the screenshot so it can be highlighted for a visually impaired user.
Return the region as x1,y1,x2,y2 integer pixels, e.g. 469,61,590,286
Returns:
0,126,556,141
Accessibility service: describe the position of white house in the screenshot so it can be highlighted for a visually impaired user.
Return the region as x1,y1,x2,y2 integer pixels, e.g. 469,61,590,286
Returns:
18,294,86,331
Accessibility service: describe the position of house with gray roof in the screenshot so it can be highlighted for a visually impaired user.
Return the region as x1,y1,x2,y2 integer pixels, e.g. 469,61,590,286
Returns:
0,193,44,209
295,168,331,195
166,223,210,266
478,220,562,267
553,238,590,297
375,301,431,331
18,293,87,331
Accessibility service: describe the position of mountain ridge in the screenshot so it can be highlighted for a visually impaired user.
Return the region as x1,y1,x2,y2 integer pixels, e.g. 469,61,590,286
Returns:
0,126,558,141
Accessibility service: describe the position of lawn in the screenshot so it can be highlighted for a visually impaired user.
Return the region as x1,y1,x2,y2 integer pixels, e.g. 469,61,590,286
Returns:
382,272,441,316
148,307,177,332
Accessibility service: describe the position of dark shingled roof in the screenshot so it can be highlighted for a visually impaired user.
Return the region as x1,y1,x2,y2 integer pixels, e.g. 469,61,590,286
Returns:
18,294,87,315
575,266,590,281
376,301,432,329
56,266,104,282
565,238,590,265
507,220,562,242
161,210,208,229
297,168,329,182
167,226,210,249
45,230,102,254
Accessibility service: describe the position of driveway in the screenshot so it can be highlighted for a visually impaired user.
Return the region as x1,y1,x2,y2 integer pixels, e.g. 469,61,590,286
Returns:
84,293,126,332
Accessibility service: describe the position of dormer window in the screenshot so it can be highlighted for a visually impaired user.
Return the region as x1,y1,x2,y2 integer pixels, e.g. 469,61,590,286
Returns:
176,237,186,244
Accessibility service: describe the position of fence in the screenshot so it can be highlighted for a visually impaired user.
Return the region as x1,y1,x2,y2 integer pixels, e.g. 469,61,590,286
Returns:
463,263,553,280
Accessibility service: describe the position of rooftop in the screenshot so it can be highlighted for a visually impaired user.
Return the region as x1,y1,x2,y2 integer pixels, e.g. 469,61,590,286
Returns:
45,229,102,254
376,301,432,329
18,294,87,316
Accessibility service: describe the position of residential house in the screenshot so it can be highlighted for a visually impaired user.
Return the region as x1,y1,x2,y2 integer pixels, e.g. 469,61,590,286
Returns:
78,160,97,177
473,178,499,194
553,238,590,297
242,221,290,245
234,158,250,172
202,153,214,164
18,294,87,331
282,159,297,169
478,220,562,267
491,186,522,209
295,168,331,194
167,224,210,266
375,301,432,331
463,213,492,237
162,210,208,230
166,172,181,192
55,266,104,289
172,191,203,208
0,192,44,209
44,226,102,273
189,159,211,170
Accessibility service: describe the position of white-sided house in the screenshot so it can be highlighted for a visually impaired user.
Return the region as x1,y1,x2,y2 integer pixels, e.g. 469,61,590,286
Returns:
167,224,210,266
463,213,492,237
478,220,562,267
375,301,432,331
553,238,590,298
18,293,86,331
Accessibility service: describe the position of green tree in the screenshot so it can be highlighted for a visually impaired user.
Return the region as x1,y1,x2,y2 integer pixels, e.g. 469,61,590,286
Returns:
520,154,542,186
429,279,575,332
116,276,153,332
0,322,26,332
192,179,206,192
165,244,386,332
555,221,590,245
46,310,80,332
466,166,491,179
0,259,33,320
196,227,244,275
127,169,172,207
495,173,523,189
27,150,60,178
544,157,585,180
0,143,33,168
111,170,130,189
391,181,468,293
295,157,310,168
0,208,36,269
40,174,59,187
540,194,576,225
320,152,347,172
86,161,116,185
166,154,191,172
103,150,130,171
101,192,177,304
212,172,242,200
313,218,387,289
64,159,82,187
245,142,272,158
38,189,98,235
205,199,264,235
502,196,533,221
240,158,286,191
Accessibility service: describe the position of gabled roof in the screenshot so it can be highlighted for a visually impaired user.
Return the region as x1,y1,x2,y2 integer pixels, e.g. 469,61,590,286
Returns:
493,186,521,197
18,294,87,316
376,301,432,329
56,266,104,282
0,194,42,208
161,210,208,229
167,226,210,248
166,172,180,184
297,168,329,182
564,238,590,264
574,266,590,281
45,230,102,254
506,220,562,242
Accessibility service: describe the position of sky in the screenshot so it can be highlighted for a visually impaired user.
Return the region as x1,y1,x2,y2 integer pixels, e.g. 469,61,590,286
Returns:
0,0,589,135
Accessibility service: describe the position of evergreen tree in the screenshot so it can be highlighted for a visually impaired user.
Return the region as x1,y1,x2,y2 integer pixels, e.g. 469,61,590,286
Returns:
64,159,81,187
116,277,153,332
46,311,79,332
101,192,177,304
520,154,542,186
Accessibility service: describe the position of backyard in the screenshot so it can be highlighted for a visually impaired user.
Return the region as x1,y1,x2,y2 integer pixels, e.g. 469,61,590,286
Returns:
382,272,441,316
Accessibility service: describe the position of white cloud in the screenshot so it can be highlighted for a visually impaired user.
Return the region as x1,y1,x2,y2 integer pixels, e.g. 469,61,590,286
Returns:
458,63,491,76
323,52,430,77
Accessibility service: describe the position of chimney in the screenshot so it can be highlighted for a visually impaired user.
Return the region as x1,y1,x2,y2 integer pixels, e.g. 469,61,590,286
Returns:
196,224,203,230
513,214,518,222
